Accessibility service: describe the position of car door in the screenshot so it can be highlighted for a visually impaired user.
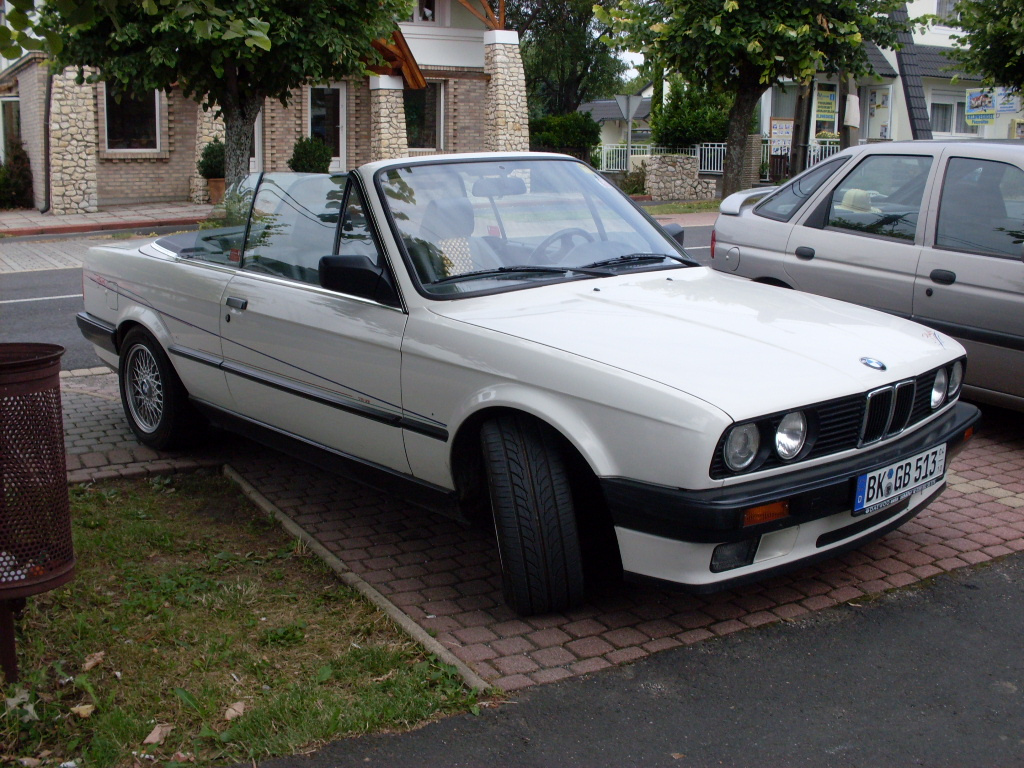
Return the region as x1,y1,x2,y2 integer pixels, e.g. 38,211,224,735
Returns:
219,172,411,473
914,152,1024,403
139,174,259,409
783,152,937,316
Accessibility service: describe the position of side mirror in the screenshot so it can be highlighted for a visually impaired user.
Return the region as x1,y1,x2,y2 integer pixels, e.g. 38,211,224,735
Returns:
662,223,685,247
319,254,400,307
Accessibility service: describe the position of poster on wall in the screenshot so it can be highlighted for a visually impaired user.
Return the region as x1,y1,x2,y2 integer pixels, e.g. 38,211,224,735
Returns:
769,117,793,155
966,88,996,125
995,87,1021,114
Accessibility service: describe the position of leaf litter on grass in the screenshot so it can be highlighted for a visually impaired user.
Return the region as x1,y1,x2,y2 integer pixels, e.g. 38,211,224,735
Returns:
1,471,478,766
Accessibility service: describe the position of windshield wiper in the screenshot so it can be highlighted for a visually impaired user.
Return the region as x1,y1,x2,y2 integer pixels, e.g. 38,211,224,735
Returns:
579,252,691,270
432,264,607,285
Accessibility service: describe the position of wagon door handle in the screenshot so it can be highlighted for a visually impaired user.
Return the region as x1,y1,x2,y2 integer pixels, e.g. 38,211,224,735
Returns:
929,269,956,285
225,296,249,310
794,246,815,260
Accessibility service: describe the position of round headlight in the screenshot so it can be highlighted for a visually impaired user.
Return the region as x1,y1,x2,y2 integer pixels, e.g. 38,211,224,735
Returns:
775,411,806,460
947,361,963,398
931,367,948,409
724,423,760,472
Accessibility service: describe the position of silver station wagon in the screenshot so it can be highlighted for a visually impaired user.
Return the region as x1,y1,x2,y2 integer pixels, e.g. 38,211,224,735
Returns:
713,140,1024,411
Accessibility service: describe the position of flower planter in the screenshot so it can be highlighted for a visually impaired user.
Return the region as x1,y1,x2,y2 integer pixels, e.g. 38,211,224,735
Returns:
206,178,226,205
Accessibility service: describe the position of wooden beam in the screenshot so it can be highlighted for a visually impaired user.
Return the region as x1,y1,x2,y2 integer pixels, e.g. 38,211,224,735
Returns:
455,0,497,30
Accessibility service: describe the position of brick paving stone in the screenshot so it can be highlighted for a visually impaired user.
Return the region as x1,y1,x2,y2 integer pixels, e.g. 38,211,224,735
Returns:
884,572,919,589
677,629,714,645
570,658,612,675
527,628,572,647
710,619,747,636
531,646,577,667
801,595,838,611
493,655,540,676
606,647,648,665
493,674,534,691
603,627,650,648
566,636,615,658
529,668,575,685
491,636,536,656
643,637,682,653
741,611,778,628
563,618,605,638
912,564,944,579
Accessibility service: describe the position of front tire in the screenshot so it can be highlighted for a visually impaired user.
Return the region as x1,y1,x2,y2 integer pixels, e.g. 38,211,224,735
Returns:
480,414,585,616
119,327,204,450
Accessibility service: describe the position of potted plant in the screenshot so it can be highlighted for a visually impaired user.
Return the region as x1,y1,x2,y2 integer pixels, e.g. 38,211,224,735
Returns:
197,138,226,204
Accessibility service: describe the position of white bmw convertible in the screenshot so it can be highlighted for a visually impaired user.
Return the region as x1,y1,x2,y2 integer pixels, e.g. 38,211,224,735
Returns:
78,152,979,615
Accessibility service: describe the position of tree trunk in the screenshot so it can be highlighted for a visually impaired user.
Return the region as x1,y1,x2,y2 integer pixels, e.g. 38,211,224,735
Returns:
722,84,764,197
223,97,263,188
790,83,812,177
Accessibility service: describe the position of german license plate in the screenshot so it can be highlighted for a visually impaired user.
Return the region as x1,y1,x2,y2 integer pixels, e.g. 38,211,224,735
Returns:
853,444,946,516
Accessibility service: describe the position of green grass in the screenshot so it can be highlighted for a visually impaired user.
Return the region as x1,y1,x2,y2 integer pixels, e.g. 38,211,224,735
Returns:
645,200,721,215
2,472,477,766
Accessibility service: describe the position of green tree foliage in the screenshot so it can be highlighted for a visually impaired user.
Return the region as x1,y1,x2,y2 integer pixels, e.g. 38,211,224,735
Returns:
950,0,1024,92
652,80,731,147
45,0,408,185
530,111,602,148
597,0,913,195
0,0,272,60
508,0,629,117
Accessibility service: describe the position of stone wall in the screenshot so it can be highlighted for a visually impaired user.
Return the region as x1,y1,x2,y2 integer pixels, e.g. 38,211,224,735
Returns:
49,67,98,214
483,31,529,152
369,77,408,161
645,154,717,201
190,105,225,203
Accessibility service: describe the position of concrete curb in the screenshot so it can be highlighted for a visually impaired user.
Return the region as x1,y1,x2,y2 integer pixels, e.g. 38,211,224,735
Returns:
222,464,492,694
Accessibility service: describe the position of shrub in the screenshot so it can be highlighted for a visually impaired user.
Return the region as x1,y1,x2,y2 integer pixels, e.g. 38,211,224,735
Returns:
619,162,646,195
529,111,601,151
0,142,33,209
288,136,333,173
197,138,225,179
652,81,731,148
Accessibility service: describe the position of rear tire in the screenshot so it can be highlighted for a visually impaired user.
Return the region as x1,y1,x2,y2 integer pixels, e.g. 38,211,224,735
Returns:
480,414,585,616
119,327,205,450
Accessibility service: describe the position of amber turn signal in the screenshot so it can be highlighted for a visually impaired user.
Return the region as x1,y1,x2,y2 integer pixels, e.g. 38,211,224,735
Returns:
743,500,790,527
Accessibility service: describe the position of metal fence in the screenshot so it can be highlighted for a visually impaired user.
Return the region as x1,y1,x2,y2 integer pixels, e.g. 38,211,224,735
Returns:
598,138,841,178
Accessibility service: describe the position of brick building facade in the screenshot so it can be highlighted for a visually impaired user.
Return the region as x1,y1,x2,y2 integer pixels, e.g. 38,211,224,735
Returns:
0,4,528,214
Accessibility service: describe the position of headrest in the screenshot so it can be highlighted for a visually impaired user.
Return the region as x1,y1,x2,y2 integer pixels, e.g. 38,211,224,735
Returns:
837,189,877,213
422,197,475,239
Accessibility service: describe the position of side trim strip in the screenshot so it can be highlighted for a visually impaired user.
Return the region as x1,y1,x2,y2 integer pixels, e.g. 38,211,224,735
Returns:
168,345,449,442
76,312,117,355
915,316,1024,353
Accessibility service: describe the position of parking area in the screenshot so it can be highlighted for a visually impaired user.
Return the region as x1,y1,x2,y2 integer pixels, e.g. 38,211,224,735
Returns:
63,369,1024,691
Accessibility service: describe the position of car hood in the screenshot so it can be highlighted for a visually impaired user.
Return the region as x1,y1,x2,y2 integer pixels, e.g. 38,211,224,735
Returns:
427,268,962,420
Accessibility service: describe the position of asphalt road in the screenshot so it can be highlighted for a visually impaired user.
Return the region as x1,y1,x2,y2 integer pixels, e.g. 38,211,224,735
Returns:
260,555,1024,768
0,267,100,370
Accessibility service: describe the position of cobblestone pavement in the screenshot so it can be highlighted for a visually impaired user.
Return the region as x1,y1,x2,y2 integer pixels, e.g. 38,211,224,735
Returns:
62,370,1024,691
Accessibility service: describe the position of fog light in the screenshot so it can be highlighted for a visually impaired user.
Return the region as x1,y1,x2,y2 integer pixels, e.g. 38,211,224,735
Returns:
711,537,760,573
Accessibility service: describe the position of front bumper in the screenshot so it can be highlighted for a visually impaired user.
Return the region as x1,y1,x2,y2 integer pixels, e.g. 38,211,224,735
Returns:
602,402,980,591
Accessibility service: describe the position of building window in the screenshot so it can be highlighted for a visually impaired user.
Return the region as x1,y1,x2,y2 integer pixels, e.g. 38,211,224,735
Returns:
410,0,436,22
936,0,959,23
930,98,977,136
105,87,159,150
310,86,342,157
405,82,443,151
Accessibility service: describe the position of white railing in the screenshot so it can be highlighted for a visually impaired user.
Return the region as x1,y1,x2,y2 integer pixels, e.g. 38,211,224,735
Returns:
600,138,839,178
597,143,725,174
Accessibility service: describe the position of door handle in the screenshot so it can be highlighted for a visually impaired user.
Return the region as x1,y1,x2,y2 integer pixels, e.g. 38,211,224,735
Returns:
794,246,815,260
929,269,956,285
225,296,249,310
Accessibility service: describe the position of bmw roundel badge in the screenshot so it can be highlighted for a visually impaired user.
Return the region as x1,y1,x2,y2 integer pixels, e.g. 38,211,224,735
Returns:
860,357,887,371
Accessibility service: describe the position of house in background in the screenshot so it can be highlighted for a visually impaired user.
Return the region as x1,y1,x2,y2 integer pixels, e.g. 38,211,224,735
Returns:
577,94,652,145
758,0,1022,158
0,0,529,214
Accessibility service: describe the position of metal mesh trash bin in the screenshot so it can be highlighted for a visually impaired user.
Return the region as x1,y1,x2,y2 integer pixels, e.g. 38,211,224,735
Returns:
0,343,75,682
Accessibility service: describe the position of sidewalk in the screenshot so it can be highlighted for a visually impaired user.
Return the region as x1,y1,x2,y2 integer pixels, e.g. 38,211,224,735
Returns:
0,201,213,238
60,367,1024,693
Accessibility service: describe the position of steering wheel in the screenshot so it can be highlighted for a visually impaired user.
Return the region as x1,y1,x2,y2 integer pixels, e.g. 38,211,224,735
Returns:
530,227,595,263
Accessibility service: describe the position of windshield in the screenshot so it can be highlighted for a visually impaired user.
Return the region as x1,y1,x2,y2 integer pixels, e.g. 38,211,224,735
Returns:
378,157,690,296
